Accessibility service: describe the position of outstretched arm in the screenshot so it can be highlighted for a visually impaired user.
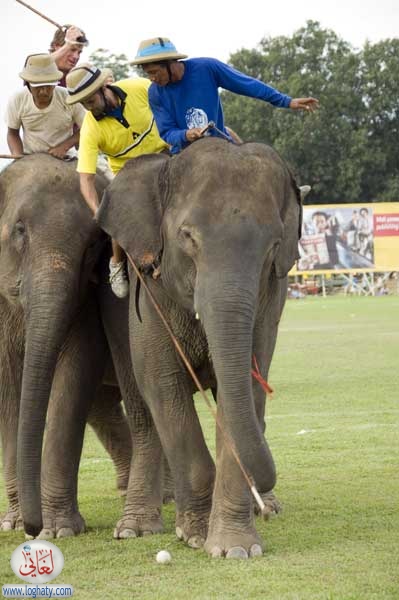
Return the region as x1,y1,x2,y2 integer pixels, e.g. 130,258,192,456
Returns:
212,58,320,111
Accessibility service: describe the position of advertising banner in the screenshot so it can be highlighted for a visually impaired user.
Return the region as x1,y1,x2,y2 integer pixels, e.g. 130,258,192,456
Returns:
291,202,399,274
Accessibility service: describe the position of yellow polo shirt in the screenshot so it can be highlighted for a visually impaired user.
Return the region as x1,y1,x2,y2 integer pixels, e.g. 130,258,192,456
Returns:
77,77,168,175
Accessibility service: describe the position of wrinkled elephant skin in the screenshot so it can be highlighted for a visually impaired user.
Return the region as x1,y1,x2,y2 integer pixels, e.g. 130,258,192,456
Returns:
97,138,303,557
0,154,135,538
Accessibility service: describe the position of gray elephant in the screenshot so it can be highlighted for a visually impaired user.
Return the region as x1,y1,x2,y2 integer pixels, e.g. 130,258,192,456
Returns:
97,137,303,558
0,154,164,538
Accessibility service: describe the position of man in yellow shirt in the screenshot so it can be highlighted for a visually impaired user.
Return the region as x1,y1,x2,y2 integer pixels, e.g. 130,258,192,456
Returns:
66,63,168,297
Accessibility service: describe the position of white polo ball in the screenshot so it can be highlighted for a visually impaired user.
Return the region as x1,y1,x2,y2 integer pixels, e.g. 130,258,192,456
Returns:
156,550,172,564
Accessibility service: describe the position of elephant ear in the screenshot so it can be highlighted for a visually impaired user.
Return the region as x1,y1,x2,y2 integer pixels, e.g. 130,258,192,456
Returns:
274,179,309,278
96,154,169,268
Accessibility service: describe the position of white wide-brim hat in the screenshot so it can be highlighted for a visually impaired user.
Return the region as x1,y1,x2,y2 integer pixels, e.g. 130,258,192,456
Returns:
66,63,112,104
19,53,63,84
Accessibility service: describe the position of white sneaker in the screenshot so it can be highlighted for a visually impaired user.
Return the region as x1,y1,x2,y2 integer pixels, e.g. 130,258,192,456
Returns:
109,259,129,298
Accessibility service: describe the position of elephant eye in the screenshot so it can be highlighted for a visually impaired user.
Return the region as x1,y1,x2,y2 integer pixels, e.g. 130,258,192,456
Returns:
13,220,27,253
181,228,192,239
179,225,195,241
178,225,198,254
14,221,26,235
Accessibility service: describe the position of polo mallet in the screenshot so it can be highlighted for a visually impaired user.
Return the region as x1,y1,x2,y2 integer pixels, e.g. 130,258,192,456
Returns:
15,0,88,44
0,154,24,159
199,121,215,136
199,121,233,142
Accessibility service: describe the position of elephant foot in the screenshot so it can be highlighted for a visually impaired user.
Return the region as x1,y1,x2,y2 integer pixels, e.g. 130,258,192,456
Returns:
204,527,264,559
39,510,86,539
1,508,24,532
254,490,282,519
113,507,163,539
175,510,209,549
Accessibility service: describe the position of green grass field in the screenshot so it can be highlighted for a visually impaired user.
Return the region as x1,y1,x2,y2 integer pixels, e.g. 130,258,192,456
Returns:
1,296,398,599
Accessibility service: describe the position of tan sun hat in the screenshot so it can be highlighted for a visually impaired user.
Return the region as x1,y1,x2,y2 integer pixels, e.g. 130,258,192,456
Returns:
19,53,63,85
65,63,112,105
130,37,187,65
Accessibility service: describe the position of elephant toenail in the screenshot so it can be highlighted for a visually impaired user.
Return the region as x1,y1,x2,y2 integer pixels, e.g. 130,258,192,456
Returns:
188,535,205,549
38,529,55,540
56,527,75,538
118,529,138,539
249,544,263,557
226,546,249,559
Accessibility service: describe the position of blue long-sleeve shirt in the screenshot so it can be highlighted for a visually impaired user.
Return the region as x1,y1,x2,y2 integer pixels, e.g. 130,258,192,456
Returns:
148,57,292,154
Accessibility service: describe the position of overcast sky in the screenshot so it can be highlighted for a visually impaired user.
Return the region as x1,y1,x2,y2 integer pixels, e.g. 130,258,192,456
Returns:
1,0,398,156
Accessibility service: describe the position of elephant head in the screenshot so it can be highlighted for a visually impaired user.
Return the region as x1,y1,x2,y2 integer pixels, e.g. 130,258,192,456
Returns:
97,138,302,493
0,154,107,535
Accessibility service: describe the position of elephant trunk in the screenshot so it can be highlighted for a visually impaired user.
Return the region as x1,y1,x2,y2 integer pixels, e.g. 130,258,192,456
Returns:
197,268,276,493
17,259,79,536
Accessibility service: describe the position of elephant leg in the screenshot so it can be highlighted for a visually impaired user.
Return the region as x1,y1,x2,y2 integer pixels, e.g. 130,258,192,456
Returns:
250,369,282,520
39,297,108,539
87,384,132,495
0,382,22,531
99,285,165,539
132,314,215,548
114,388,166,539
251,283,285,518
0,305,23,532
204,399,263,559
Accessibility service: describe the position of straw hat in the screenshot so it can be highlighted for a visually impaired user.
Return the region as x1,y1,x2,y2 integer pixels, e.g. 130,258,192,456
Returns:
130,37,187,65
19,54,63,85
66,63,112,105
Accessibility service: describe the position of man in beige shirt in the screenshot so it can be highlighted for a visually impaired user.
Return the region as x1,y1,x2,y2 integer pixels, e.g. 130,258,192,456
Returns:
6,53,85,158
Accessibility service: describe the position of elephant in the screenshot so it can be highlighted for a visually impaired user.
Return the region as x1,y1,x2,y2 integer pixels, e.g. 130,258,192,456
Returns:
0,154,166,539
97,137,304,558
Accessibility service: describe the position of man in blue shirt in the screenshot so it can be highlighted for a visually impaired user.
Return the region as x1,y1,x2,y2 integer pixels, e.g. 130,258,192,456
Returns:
131,37,319,154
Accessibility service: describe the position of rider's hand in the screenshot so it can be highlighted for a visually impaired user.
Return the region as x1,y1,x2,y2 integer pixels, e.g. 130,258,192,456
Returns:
185,128,204,142
48,144,69,159
64,25,87,47
289,97,319,112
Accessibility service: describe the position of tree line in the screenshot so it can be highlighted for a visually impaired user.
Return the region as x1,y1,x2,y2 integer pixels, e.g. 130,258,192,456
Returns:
90,21,399,205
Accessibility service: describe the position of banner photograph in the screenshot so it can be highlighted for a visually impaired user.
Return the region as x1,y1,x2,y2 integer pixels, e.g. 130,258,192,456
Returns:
292,202,399,274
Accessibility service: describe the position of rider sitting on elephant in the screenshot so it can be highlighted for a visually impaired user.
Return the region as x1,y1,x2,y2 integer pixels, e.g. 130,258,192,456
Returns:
65,63,168,298
5,53,86,159
131,37,319,154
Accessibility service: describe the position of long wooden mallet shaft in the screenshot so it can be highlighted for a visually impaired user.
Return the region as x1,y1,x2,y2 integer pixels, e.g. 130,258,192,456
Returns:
0,154,24,159
15,0,63,29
